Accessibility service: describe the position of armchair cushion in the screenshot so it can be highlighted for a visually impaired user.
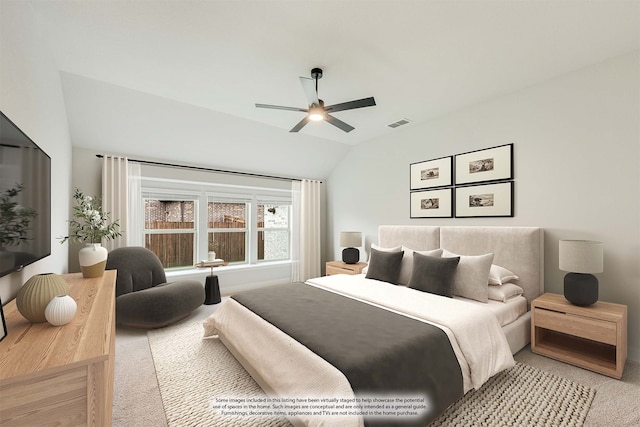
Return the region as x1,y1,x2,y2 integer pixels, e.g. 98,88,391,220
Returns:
106,247,204,328
115,279,204,328
106,246,167,297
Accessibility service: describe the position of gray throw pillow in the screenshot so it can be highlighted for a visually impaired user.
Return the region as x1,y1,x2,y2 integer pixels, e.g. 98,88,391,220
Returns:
365,247,404,284
398,247,443,286
408,252,460,297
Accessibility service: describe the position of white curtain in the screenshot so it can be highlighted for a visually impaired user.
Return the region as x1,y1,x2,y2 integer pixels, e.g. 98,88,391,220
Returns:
102,157,143,250
291,179,322,282
127,162,143,247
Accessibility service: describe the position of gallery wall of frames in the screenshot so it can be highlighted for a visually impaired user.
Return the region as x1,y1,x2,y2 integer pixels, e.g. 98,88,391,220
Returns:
409,143,514,218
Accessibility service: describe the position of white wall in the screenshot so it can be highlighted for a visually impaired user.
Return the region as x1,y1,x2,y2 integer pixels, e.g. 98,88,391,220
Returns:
0,1,72,303
327,51,640,361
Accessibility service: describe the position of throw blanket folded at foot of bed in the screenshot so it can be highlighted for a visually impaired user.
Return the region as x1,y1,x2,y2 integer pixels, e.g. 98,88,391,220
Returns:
231,283,463,427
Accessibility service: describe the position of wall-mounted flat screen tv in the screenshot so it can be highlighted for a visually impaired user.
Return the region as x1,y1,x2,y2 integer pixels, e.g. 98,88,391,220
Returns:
0,111,51,278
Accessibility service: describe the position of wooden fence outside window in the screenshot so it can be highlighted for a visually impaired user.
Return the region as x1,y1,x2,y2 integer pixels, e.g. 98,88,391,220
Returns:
145,220,263,267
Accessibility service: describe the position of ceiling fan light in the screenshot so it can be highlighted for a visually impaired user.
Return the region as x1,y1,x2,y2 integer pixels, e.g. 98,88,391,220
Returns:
256,70,373,133
308,105,325,121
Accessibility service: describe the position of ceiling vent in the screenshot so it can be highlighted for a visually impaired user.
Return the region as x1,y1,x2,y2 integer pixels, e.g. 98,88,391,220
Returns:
388,118,412,128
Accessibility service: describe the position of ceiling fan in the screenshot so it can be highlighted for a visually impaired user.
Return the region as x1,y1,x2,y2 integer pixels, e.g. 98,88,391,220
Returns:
255,68,376,133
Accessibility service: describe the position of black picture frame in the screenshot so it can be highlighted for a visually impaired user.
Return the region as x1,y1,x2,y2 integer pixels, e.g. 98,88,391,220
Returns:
454,181,514,218
410,156,453,190
410,188,453,218
0,297,7,342
454,143,513,185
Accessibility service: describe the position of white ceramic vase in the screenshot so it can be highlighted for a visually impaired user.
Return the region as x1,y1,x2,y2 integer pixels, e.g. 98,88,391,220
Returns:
45,295,77,326
78,243,108,278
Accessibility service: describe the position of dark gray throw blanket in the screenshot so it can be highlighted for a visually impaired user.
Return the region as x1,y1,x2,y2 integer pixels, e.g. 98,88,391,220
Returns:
232,282,463,426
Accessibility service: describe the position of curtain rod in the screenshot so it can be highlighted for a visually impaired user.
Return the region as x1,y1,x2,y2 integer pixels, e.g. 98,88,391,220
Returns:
96,154,321,183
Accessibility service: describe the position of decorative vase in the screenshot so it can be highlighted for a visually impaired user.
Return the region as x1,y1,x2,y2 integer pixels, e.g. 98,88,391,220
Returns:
16,273,70,322
44,295,77,326
79,243,108,278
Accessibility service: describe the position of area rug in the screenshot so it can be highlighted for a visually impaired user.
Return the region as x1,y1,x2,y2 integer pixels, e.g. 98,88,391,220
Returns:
430,362,596,426
148,319,596,427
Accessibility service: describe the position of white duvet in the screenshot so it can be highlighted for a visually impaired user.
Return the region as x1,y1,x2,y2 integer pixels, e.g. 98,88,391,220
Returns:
203,275,515,427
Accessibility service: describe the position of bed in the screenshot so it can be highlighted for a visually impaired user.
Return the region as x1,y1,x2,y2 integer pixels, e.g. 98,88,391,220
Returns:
203,226,544,427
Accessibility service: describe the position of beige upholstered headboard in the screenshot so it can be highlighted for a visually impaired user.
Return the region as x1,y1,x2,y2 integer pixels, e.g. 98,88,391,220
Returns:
377,226,544,306
378,225,440,251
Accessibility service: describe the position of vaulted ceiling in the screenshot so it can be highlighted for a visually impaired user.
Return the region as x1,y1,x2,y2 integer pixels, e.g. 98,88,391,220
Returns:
28,0,640,179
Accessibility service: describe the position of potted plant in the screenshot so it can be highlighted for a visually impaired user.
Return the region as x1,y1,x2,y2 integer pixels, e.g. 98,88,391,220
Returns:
60,188,121,277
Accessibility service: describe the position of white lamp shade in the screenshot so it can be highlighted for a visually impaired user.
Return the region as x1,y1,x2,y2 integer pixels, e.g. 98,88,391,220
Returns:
340,231,362,248
559,240,603,274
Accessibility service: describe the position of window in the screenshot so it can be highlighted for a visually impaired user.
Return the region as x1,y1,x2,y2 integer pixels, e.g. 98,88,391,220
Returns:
144,197,197,268
140,176,291,269
257,202,291,261
208,199,248,264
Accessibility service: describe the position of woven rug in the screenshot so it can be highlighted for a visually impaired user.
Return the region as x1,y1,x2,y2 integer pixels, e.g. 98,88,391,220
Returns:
148,319,596,427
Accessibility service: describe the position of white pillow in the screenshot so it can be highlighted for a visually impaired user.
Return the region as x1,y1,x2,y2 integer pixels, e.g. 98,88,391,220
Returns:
488,264,520,286
442,249,494,303
398,246,443,286
371,243,402,253
488,283,524,302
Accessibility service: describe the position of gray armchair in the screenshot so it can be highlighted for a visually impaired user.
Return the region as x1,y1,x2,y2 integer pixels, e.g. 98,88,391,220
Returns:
106,246,205,328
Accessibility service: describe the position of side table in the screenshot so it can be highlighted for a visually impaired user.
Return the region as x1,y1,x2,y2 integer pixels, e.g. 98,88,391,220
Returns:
531,292,627,379
196,260,226,305
326,260,367,276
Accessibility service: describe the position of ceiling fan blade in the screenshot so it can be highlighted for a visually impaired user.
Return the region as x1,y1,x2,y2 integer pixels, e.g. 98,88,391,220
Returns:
289,116,310,133
256,103,307,112
325,97,376,113
299,77,319,105
325,114,355,133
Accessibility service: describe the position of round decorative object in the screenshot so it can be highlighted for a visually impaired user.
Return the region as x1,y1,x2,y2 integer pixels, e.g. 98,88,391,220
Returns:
44,295,77,326
16,273,70,322
78,243,108,278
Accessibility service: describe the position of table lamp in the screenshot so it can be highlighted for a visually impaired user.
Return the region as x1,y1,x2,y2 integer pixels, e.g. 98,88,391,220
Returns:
340,231,362,264
559,240,603,306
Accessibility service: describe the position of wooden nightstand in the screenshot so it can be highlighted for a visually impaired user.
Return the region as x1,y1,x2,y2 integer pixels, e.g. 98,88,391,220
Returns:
531,293,627,379
325,260,367,276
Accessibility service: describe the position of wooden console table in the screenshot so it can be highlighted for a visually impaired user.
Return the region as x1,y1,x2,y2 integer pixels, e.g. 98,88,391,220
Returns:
0,270,117,426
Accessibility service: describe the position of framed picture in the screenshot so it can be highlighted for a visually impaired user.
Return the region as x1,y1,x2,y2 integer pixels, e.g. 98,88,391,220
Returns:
455,143,513,185
1,297,6,342
410,156,452,190
410,188,453,218
455,182,514,218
